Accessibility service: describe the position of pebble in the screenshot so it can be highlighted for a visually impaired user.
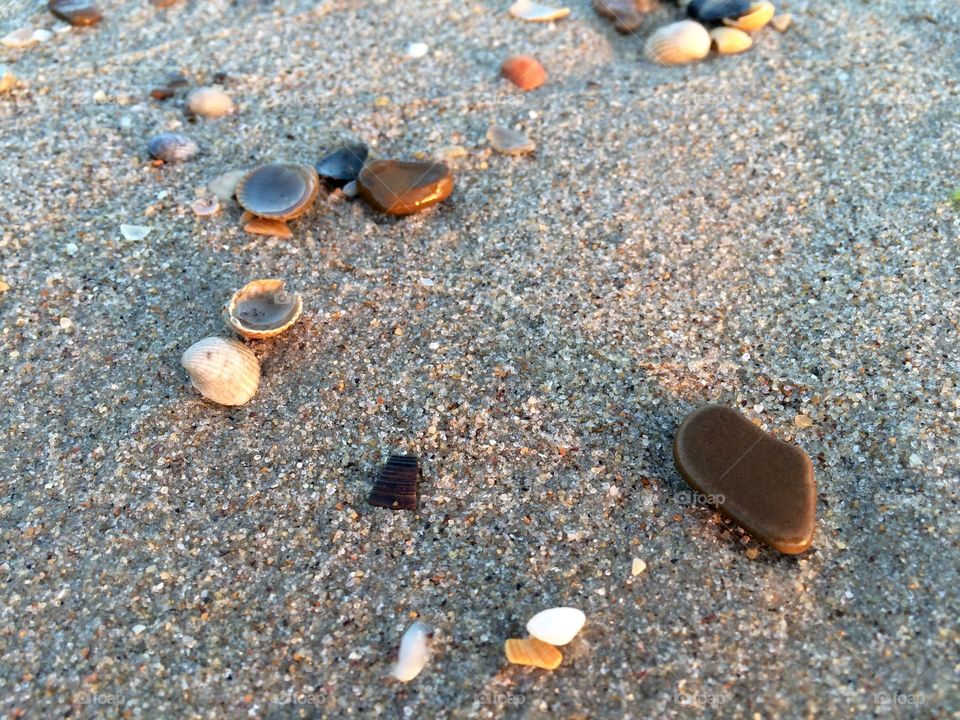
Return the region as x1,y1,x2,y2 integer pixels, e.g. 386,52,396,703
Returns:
509,0,571,22
120,224,152,241
0,279,9,293
673,405,817,555
631,558,646,576
771,12,792,32
438,145,468,161
526,607,586,646
501,55,547,91
59,317,74,330
64,242,79,256
2,28,37,48
593,0,656,33
0,65,16,93
32,29,53,43
48,0,103,26
405,41,429,58
148,132,199,163
186,86,234,118
356,160,454,215
207,169,246,202
486,124,536,156
341,180,358,198
391,622,432,682
316,144,368,186
794,413,813,429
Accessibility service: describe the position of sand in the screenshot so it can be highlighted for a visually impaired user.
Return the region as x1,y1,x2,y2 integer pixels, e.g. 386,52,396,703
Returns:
1,0,958,717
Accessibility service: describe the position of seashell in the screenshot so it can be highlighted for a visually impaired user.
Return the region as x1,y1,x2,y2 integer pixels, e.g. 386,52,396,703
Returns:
0,64,17,94
593,0,657,34
710,26,752,54
509,0,570,22
33,29,53,43
223,279,303,340
148,132,199,163
2,28,37,48
643,20,711,66
391,622,432,682
181,337,260,406
405,41,429,59
504,638,562,670
191,196,220,216
770,12,791,32
120,224,152,241
501,55,547,91
315,144,368,187
723,1,774,31
687,0,751,23
186,86,235,118
208,169,247,202
48,0,102,26
243,216,293,238
486,125,536,156
368,454,420,510
236,163,320,221
526,607,586,646
341,180,359,198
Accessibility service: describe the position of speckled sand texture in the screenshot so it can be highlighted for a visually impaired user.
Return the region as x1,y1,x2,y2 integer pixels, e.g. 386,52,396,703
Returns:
1,0,958,718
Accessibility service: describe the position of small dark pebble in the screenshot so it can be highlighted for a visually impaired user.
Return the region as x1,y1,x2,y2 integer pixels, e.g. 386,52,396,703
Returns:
150,87,175,101
316,144,368,187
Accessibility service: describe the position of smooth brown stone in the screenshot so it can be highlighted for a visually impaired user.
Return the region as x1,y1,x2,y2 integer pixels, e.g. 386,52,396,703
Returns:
243,217,292,239
48,0,102,26
357,160,453,216
500,55,547,91
592,0,658,33
673,405,816,554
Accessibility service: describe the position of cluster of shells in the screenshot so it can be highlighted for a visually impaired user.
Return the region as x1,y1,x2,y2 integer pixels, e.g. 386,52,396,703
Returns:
180,280,303,406
644,0,787,66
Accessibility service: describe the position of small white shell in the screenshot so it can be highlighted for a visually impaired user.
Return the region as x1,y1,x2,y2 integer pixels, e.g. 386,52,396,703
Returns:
526,607,585,646
710,27,753,54
186,86,235,118
181,336,260,406
391,621,432,682
644,21,711,66
509,0,570,22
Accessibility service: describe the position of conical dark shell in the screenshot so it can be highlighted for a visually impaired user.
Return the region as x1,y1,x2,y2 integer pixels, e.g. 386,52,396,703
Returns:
368,455,420,510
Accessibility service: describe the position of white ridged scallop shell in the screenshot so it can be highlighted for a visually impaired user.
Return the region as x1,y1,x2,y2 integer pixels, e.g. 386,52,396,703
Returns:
644,21,711,66
391,622,432,682
223,279,303,340
181,336,259,406
526,607,586,646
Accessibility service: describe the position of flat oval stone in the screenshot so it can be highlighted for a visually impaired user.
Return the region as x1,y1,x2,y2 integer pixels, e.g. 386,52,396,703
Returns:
186,86,234,119
673,405,816,554
357,160,453,216
49,0,102,26
687,0,751,22
316,144,368,186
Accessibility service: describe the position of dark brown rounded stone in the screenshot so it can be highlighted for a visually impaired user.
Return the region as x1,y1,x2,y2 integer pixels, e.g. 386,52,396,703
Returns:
357,160,453,216
673,405,816,554
48,0,102,26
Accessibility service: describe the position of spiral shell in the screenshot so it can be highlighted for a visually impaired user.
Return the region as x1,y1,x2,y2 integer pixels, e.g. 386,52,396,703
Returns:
504,638,563,670
181,336,259,406
644,21,711,66
723,1,774,31
223,279,303,340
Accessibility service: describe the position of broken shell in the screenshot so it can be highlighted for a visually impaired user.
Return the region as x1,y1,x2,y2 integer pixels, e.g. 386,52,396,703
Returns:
236,163,320,221
208,169,247,202
687,0,751,23
770,12,791,32
504,638,562,670
186,86,234,118
723,1,774,31
223,279,303,340
391,622,432,682
148,132,199,163
710,26,752,54
191,196,220,216
2,28,37,48
181,336,260,406
243,216,293,239
526,607,586,646
487,125,536,156
509,0,570,22
368,454,420,510
644,21,711,65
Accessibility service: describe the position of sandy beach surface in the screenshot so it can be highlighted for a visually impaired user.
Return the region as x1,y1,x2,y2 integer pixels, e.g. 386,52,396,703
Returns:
1,0,958,717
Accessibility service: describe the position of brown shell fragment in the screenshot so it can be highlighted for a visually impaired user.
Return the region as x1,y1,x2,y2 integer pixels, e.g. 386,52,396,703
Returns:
368,455,420,510
243,217,292,238
356,160,453,216
504,638,563,670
